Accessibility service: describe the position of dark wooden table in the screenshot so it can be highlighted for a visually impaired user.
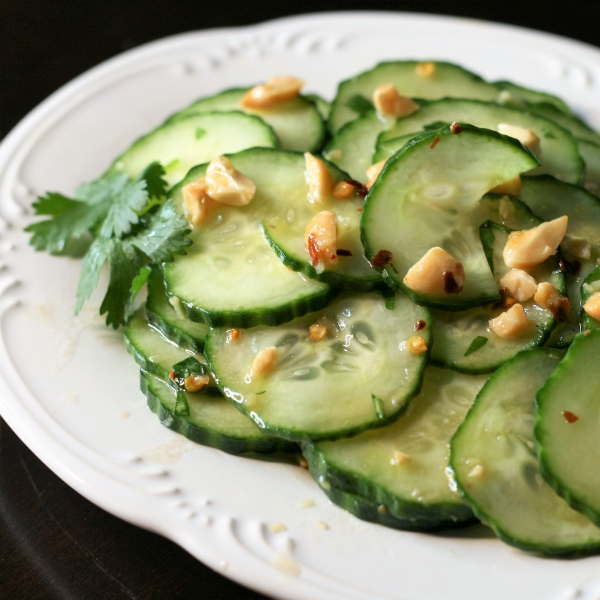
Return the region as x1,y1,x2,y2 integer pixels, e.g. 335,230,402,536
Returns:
1,1,599,598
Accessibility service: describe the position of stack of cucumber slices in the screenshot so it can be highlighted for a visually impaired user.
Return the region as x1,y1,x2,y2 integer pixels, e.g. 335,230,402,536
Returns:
33,61,600,557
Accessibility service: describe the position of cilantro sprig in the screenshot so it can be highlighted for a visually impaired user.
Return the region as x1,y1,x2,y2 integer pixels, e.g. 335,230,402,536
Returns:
26,162,192,328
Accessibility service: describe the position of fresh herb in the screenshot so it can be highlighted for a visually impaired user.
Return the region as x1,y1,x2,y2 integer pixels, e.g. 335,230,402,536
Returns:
171,357,209,389
464,336,489,357
26,162,192,328
174,390,191,417
382,289,395,311
345,94,374,115
371,393,386,420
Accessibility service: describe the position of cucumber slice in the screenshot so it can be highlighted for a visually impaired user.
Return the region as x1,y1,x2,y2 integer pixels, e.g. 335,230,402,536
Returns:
524,102,600,145
304,366,488,527
261,155,383,291
361,124,539,310
577,139,600,195
125,308,198,380
581,265,600,330
377,99,584,184
146,267,209,353
205,292,430,442
518,175,600,346
536,329,600,527
329,61,499,134
372,132,419,165
451,347,600,556
168,88,325,153
494,81,575,117
164,148,335,328
304,93,331,122
142,371,297,455
431,216,564,374
109,112,278,188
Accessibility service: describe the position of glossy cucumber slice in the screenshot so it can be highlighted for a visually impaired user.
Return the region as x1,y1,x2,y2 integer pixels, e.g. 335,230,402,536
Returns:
168,88,326,153
361,124,539,310
376,99,584,184
577,139,600,195
494,80,575,116
518,175,600,347
524,102,600,145
329,61,499,134
581,265,600,330
109,112,278,188
142,371,297,455
205,292,430,442
146,267,209,353
164,148,335,328
432,211,564,373
304,93,331,122
304,366,488,527
451,347,600,556
261,155,383,291
536,329,600,527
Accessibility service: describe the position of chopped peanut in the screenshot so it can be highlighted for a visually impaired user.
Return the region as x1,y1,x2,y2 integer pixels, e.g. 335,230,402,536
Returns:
497,123,541,155
184,374,210,393
489,303,530,339
205,156,256,206
366,160,386,189
393,450,411,465
240,76,304,109
372,84,420,118
305,210,338,269
498,196,516,223
403,247,465,296
503,216,568,269
227,328,241,342
333,180,355,199
415,62,435,78
583,292,600,320
534,282,571,322
468,465,485,478
250,346,279,378
309,323,328,341
490,175,522,196
564,238,591,260
499,269,538,302
182,178,213,226
407,335,428,354
304,153,333,204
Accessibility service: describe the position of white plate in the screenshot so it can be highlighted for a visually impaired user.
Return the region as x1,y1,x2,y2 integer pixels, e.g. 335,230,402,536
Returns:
2,11,600,600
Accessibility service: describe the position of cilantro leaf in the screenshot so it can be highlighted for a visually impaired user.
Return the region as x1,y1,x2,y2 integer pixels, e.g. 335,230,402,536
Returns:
174,391,191,417
75,171,130,204
130,266,152,299
136,162,168,200
31,192,78,216
99,179,147,239
130,200,192,262
75,237,112,314
100,240,146,328
464,336,489,357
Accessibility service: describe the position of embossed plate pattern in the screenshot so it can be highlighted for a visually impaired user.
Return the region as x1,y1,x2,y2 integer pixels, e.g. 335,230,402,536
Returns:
2,12,600,600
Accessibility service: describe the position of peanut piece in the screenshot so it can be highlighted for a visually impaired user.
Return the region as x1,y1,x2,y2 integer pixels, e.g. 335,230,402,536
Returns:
497,123,542,155
365,160,386,189
250,346,279,378
309,323,328,341
534,282,571,322
333,180,355,199
182,178,213,226
583,292,600,321
240,76,304,109
305,211,338,270
204,156,256,206
489,303,530,339
499,269,538,302
564,238,591,260
403,247,465,297
407,335,428,354
490,175,522,196
184,374,210,393
304,153,333,204
415,62,435,78
372,84,419,118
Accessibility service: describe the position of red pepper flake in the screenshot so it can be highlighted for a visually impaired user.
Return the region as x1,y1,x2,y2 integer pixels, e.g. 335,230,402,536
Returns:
551,297,571,323
450,122,462,134
430,136,440,149
562,410,579,424
443,271,463,294
169,370,176,381
357,207,363,213
307,232,320,266
336,249,353,256
370,249,393,268
343,178,369,199
559,256,581,275
414,320,427,331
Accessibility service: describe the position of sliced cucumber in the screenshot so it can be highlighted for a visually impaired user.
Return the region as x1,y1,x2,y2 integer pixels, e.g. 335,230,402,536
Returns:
329,61,499,134
376,99,584,184
451,347,600,556
142,371,297,455
164,148,335,328
577,139,600,195
146,267,209,353
494,81,575,117
536,329,600,527
304,366,488,527
518,175,600,346
168,88,325,153
304,93,331,122
432,217,564,374
361,124,539,310
205,292,430,442
110,112,278,188
581,265,600,330
523,102,600,145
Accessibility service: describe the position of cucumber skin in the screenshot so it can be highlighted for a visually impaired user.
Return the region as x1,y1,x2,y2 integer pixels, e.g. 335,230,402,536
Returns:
125,331,171,381
303,443,474,528
145,306,204,353
263,225,385,292
535,329,600,529
141,372,299,456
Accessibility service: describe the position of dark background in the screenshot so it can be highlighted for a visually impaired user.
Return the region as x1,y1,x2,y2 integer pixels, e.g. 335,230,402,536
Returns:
0,1,598,599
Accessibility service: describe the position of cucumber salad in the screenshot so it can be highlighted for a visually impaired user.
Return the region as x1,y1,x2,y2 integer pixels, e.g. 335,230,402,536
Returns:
26,61,600,556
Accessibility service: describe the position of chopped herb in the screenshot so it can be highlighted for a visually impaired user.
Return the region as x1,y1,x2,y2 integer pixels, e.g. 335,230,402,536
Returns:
542,127,556,140
371,394,385,420
345,94,374,115
256,391,266,395
464,336,489,357
382,289,395,310
195,127,206,139
174,390,191,417
171,357,209,389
